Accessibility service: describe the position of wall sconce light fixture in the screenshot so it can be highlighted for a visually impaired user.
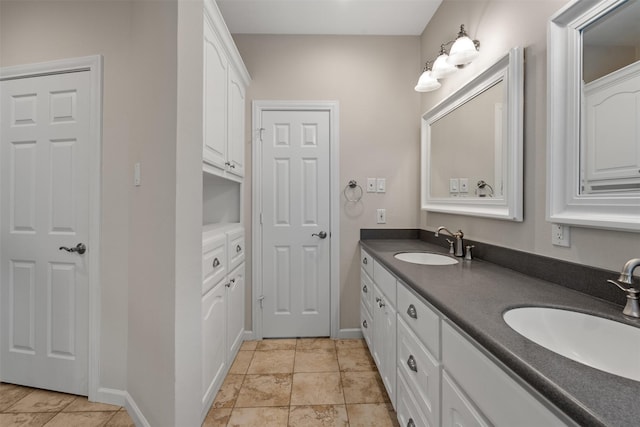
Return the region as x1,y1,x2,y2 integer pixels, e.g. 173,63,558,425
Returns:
415,24,480,92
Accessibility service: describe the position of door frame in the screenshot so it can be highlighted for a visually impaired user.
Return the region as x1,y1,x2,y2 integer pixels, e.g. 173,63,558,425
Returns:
0,56,102,399
252,101,340,339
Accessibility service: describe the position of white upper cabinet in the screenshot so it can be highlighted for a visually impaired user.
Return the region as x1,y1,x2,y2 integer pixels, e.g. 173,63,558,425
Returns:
203,0,250,181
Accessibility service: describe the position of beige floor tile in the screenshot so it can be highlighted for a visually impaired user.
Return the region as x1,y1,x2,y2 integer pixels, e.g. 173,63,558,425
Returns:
240,341,258,351
296,338,335,351
336,347,376,372
290,372,344,406
0,383,33,412
63,396,121,412
6,389,75,413
227,407,288,427
294,349,339,373
247,349,295,374
346,403,399,427
202,408,232,427
256,339,297,351
228,350,254,375
212,374,244,408
235,374,292,407
288,404,349,427
42,411,114,427
104,410,135,427
0,412,56,427
341,371,390,404
334,339,365,349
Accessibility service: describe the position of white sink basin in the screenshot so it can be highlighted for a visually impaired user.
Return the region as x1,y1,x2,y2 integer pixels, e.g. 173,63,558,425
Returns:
394,252,458,265
503,307,640,382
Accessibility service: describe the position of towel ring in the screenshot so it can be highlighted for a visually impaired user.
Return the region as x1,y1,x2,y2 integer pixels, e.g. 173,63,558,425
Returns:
344,180,363,202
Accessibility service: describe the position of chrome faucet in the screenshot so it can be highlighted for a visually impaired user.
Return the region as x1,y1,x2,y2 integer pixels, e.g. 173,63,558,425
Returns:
607,258,640,318
435,226,464,257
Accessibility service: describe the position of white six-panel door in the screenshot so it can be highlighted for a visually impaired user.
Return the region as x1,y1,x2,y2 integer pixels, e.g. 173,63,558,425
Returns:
260,110,331,338
1,70,91,395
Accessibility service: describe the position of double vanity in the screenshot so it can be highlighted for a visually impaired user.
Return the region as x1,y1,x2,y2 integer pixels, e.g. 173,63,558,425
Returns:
360,236,640,427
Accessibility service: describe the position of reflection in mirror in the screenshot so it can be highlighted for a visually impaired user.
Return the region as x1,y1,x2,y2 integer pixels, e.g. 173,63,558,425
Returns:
548,0,640,231
430,81,504,198
421,47,523,221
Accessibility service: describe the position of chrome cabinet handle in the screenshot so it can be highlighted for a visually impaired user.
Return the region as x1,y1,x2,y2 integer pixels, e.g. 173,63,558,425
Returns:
59,243,86,255
407,304,418,319
378,299,385,308
363,257,368,265
407,419,415,427
407,355,417,372
362,284,368,293
236,244,242,253
375,297,381,303
213,258,220,268
312,231,327,239
225,278,235,288
362,320,368,328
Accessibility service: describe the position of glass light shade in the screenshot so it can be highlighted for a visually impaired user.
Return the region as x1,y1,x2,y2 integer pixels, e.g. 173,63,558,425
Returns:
431,53,457,79
447,36,479,66
414,70,441,92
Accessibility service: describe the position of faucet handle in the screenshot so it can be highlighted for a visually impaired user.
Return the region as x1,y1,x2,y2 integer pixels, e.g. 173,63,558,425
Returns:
607,279,638,294
446,239,455,254
607,280,640,318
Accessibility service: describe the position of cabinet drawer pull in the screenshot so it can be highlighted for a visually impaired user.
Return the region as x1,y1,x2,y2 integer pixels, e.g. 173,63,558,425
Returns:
362,320,368,328
378,300,385,308
236,244,242,253
363,257,368,265
212,258,220,268
407,304,418,319
407,419,415,427
362,284,368,293
407,355,417,372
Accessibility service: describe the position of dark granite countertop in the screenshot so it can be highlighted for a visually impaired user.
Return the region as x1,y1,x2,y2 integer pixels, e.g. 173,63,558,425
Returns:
360,238,640,427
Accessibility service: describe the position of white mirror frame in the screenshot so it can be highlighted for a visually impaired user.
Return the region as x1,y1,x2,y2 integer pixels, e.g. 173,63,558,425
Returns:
421,47,524,221
548,0,640,232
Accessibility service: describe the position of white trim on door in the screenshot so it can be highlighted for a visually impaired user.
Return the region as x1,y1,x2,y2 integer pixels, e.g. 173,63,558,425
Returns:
0,56,104,402
252,101,340,339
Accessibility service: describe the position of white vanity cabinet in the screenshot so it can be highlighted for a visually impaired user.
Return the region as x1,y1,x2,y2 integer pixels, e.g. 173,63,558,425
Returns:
201,225,245,414
203,0,249,181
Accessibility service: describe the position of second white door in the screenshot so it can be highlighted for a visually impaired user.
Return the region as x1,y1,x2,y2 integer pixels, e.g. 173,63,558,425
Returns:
260,109,331,338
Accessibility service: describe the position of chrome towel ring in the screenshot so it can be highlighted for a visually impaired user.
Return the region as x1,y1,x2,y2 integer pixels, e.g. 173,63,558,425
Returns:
343,180,363,202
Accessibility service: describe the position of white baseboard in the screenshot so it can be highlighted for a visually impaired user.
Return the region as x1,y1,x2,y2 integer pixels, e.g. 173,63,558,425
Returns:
125,391,151,427
337,328,363,339
93,387,126,407
243,330,256,341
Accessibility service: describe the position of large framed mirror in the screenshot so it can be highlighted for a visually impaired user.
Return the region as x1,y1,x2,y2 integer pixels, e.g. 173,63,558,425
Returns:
421,47,524,221
548,0,640,232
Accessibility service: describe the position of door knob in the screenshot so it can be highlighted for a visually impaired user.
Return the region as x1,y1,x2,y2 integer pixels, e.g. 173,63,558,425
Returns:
312,231,327,239
59,243,86,255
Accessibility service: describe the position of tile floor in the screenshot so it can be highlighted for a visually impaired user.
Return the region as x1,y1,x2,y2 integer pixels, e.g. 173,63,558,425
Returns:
203,338,399,427
0,383,134,427
0,338,397,427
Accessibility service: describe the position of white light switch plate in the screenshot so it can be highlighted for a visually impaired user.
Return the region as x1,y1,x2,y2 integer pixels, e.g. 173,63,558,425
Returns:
376,178,386,193
367,178,376,193
134,162,141,186
449,178,459,193
459,178,469,193
377,209,386,224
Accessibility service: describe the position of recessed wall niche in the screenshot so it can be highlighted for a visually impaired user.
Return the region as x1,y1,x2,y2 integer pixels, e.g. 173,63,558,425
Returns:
203,173,240,226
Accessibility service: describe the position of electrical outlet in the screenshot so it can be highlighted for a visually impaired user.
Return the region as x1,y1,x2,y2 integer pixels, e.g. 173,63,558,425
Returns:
377,208,386,224
376,178,386,193
551,223,570,247
459,178,469,193
367,178,376,193
449,178,459,193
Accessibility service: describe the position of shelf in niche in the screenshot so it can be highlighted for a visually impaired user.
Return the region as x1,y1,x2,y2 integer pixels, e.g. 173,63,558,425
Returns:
203,172,241,226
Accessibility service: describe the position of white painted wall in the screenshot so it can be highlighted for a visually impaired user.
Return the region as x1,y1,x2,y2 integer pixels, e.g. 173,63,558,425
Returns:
419,0,640,274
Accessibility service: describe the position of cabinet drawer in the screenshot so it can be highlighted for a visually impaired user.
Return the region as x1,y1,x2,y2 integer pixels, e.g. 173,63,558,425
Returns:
397,283,440,358
360,300,373,351
397,369,431,427
373,260,396,306
442,322,568,427
203,234,227,294
361,267,374,313
397,318,440,427
361,248,373,278
442,371,489,427
227,227,245,272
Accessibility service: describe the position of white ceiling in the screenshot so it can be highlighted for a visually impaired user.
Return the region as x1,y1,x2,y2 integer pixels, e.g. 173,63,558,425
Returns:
216,0,443,36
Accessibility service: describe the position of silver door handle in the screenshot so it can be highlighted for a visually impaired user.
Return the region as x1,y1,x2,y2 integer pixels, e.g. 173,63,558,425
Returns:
59,243,86,255
312,231,327,239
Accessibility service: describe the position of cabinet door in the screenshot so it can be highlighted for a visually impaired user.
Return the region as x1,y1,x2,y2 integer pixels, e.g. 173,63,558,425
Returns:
226,263,245,360
203,19,228,171
227,66,245,177
360,300,373,351
202,281,227,402
442,372,490,427
373,285,396,408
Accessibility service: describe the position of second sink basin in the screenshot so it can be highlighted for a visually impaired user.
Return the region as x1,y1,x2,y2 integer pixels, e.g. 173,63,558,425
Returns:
503,306,640,382
394,252,458,265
